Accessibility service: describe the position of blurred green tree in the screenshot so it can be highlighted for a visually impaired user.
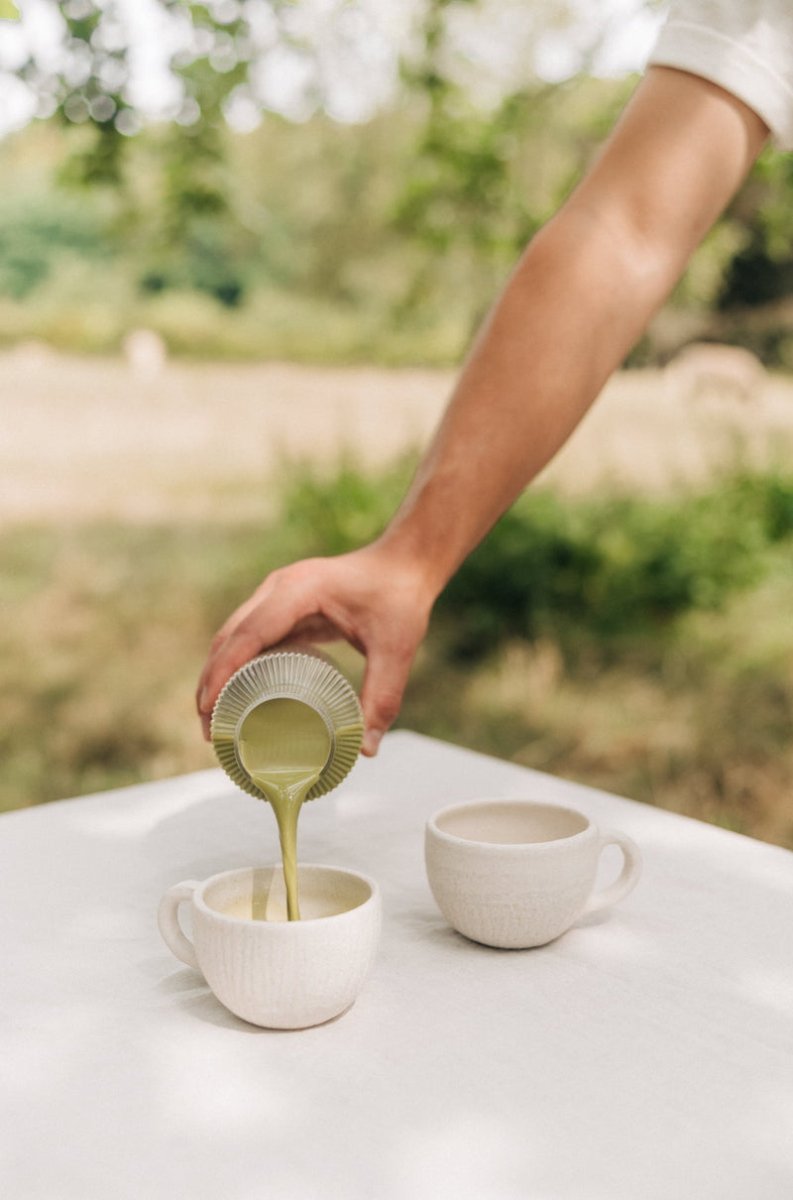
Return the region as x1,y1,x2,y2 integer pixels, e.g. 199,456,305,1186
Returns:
2,0,792,359
719,152,793,310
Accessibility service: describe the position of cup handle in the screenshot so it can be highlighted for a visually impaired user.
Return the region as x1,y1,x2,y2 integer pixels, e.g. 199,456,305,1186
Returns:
582,830,642,917
158,880,201,970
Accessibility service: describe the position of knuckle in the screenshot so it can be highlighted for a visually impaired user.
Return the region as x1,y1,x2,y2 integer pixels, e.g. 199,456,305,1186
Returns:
373,691,402,726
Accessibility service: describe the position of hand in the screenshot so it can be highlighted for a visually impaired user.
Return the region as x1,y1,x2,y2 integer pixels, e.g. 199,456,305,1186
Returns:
195,544,434,754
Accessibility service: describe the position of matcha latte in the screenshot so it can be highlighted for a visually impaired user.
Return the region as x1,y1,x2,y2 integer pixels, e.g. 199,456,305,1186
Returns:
210,648,364,921
237,698,332,921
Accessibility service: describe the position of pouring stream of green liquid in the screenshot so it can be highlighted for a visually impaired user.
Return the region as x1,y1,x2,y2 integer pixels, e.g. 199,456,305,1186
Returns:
237,698,332,921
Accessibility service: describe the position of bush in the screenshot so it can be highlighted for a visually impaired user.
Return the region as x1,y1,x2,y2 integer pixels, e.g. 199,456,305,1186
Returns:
0,192,115,300
278,456,416,556
277,462,793,658
439,486,767,657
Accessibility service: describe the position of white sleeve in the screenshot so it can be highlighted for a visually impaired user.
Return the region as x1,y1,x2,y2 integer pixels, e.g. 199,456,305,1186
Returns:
648,0,793,150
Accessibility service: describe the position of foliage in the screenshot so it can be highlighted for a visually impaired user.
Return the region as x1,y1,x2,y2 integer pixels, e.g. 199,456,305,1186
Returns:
719,150,793,310
441,485,768,656
390,3,636,328
0,190,112,299
0,114,480,361
277,456,417,556
2,3,793,361
275,461,793,658
15,0,252,183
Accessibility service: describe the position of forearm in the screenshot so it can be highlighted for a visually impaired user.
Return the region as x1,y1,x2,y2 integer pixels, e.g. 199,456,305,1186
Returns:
377,208,668,589
378,67,768,598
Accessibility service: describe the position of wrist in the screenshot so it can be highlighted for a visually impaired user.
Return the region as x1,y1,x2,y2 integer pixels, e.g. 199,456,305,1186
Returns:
365,527,451,609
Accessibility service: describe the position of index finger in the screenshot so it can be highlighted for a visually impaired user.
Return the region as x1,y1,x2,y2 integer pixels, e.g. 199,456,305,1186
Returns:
197,576,318,723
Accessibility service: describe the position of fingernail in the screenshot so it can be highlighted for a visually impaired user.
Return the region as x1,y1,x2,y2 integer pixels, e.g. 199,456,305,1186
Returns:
199,686,210,712
363,729,383,756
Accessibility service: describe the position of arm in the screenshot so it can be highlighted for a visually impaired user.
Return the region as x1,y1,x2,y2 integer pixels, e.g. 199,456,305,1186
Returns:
376,67,767,587
197,66,768,752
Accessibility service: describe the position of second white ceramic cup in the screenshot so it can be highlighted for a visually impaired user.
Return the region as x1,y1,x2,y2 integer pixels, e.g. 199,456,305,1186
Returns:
425,799,641,949
158,864,381,1028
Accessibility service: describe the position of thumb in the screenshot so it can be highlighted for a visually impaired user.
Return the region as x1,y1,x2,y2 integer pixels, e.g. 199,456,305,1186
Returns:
359,644,413,756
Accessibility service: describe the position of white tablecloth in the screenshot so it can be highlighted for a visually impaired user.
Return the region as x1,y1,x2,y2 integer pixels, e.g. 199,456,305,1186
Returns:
1,731,792,1199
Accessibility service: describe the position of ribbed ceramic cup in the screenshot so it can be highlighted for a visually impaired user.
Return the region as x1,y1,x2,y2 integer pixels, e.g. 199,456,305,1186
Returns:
210,647,363,803
425,799,641,949
158,864,381,1029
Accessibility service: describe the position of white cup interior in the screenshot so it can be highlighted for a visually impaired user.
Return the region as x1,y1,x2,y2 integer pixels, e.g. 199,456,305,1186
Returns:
202,866,373,923
433,801,589,846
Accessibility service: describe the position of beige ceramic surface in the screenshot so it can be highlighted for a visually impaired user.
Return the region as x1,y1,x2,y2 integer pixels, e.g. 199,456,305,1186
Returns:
425,799,642,949
158,864,381,1029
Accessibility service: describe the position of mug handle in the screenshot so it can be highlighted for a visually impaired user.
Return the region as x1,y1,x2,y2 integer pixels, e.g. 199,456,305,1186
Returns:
582,830,642,917
158,880,201,970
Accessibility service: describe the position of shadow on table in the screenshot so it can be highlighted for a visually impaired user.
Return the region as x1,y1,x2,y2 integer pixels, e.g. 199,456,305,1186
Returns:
148,961,253,1031
151,960,353,1034
400,901,611,954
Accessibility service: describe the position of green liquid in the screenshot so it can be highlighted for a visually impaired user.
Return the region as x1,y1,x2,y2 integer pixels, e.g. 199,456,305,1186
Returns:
237,698,332,921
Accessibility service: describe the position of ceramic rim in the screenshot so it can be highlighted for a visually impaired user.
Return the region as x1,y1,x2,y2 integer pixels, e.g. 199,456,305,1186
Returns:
210,651,363,802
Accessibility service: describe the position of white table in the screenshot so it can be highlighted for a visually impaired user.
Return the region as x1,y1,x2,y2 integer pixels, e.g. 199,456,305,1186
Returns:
2,731,792,1200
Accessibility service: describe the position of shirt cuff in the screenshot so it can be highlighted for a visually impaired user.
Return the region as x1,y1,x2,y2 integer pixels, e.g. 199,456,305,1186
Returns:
649,20,793,150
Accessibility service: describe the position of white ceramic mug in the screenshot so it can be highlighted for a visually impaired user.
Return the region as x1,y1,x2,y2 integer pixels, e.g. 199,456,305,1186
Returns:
425,799,642,949
158,864,381,1029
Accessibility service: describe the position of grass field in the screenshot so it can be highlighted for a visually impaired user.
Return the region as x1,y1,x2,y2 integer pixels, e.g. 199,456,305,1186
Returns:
3,350,792,850
4,349,793,522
